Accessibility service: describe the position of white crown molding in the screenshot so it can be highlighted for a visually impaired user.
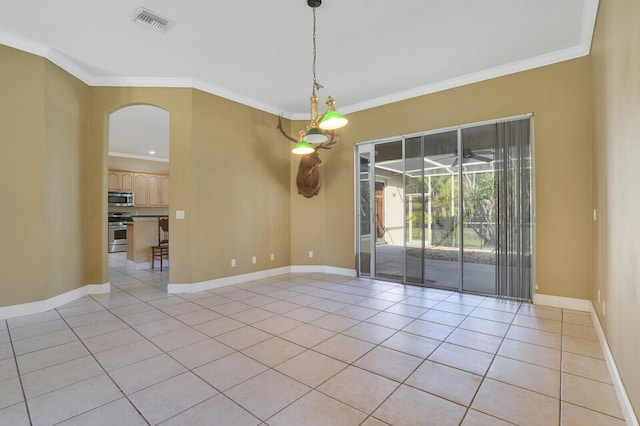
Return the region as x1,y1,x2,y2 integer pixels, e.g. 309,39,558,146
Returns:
0,30,50,57
339,45,591,116
1,0,598,119
581,0,600,52
108,152,169,163
192,79,285,118
90,76,195,88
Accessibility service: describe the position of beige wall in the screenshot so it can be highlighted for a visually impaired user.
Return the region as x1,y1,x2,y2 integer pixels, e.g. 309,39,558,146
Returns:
591,0,640,415
44,60,90,299
0,46,47,305
0,45,90,306
292,58,594,300
189,89,290,282
0,43,593,303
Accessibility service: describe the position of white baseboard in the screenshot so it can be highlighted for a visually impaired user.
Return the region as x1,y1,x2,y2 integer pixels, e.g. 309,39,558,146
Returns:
289,265,357,277
532,293,591,311
0,282,110,320
534,293,638,425
590,305,639,426
128,260,151,270
168,265,357,294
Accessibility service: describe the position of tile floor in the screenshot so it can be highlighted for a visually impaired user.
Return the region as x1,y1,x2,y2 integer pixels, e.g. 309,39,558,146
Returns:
0,253,628,425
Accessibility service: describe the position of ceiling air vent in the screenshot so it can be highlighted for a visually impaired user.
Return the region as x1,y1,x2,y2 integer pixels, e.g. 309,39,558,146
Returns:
132,7,174,33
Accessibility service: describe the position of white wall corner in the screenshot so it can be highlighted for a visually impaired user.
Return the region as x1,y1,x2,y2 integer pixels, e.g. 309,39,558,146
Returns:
0,282,110,320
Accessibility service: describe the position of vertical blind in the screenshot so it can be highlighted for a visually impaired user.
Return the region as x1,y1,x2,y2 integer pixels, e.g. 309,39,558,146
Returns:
494,118,532,300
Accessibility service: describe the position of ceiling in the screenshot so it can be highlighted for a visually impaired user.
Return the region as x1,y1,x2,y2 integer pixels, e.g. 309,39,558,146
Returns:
0,1,598,160
108,105,170,161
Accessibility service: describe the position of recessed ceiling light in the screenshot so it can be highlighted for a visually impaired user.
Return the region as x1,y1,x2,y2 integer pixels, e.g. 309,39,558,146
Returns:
149,151,156,155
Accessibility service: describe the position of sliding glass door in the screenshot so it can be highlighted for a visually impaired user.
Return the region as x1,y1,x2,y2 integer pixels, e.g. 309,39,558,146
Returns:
356,116,533,300
461,125,497,294
358,150,372,277
421,131,461,290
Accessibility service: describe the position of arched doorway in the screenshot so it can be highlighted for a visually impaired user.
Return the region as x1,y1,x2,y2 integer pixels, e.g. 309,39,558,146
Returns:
106,104,170,285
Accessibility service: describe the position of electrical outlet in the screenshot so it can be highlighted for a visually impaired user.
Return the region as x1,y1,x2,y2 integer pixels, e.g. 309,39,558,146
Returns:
308,250,314,258
270,253,275,261
231,259,236,267
598,289,601,304
252,256,256,264
603,300,606,316
593,209,597,222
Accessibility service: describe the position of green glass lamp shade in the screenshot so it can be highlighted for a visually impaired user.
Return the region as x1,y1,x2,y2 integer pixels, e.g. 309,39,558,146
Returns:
319,110,348,130
303,127,329,143
292,140,315,155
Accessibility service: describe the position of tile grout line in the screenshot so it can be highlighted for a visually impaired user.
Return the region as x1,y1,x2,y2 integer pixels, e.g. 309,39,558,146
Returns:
5,318,34,426
8,259,619,425
53,308,152,426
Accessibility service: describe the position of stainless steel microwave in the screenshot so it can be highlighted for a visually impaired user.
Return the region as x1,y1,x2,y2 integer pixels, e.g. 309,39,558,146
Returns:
108,191,134,207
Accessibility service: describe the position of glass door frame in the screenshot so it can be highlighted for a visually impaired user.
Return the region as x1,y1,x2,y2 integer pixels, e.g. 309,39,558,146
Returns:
355,138,406,281
355,113,535,299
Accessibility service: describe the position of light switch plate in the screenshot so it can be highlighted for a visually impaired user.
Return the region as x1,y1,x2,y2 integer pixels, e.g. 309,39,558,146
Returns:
176,210,185,219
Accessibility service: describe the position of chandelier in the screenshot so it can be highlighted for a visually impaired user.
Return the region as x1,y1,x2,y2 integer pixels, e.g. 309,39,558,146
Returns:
288,0,348,155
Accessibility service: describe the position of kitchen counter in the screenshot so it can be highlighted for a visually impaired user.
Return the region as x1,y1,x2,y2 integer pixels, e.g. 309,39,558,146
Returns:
127,217,165,266
132,215,169,218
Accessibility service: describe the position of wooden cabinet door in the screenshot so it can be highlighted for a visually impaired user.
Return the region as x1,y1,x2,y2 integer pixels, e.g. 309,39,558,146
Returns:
160,176,169,207
107,171,120,191
120,172,134,191
148,175,160,207
134,174,148,206
108,171,135,191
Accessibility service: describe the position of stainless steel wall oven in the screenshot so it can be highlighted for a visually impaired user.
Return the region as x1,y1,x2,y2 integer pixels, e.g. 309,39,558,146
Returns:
108,212,133,253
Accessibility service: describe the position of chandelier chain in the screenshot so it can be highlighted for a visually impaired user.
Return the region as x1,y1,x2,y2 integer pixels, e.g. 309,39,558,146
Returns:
312,7,321,96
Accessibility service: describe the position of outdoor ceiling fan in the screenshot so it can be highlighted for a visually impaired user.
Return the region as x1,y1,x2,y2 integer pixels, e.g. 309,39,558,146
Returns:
445,148,493,167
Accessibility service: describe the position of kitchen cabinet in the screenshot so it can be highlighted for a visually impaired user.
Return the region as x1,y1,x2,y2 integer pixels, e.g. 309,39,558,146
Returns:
134,173,148,207
108,171,134,191
143,174,169,207
110,169,168,207
133,172,169,208
160,175,169,207
148,175,160,207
